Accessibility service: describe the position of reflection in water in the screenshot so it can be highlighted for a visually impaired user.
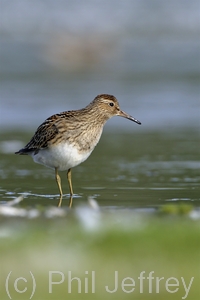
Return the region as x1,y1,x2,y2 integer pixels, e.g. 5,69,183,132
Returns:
57,195,73,208
0,131,199,208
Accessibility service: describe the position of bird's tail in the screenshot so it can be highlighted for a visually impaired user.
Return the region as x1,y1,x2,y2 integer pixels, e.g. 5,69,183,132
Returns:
15,148,30,155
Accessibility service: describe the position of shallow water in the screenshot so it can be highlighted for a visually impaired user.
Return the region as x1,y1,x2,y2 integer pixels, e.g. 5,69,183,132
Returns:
0,130,199,208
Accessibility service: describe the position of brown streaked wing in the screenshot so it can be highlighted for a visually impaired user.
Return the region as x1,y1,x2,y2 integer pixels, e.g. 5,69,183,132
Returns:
24,117,59,151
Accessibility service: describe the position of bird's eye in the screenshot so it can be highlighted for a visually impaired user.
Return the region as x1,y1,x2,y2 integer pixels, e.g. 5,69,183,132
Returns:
109,102,114,107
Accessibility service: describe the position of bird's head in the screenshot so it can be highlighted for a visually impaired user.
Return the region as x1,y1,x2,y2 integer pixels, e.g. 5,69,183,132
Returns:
91,94,141,125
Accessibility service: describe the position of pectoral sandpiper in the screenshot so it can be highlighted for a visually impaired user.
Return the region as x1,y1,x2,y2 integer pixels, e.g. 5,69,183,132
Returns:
15,94,141,206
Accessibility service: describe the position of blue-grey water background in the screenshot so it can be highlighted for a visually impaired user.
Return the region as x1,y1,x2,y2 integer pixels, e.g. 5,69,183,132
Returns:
0,0,199,207
1,0,199,130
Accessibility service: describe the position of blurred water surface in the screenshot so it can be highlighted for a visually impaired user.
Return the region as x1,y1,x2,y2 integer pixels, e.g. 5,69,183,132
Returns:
0,131,199,208
0,0,199,130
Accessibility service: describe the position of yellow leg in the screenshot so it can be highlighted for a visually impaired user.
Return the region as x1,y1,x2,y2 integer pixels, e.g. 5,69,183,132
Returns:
67,168,73,196
55,167,63,196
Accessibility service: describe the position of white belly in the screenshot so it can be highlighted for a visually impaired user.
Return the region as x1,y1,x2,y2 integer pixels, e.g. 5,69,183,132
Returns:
31,142,92,171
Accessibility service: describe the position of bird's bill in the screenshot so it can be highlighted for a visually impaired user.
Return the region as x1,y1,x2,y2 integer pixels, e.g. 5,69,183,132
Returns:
119,110,141,125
